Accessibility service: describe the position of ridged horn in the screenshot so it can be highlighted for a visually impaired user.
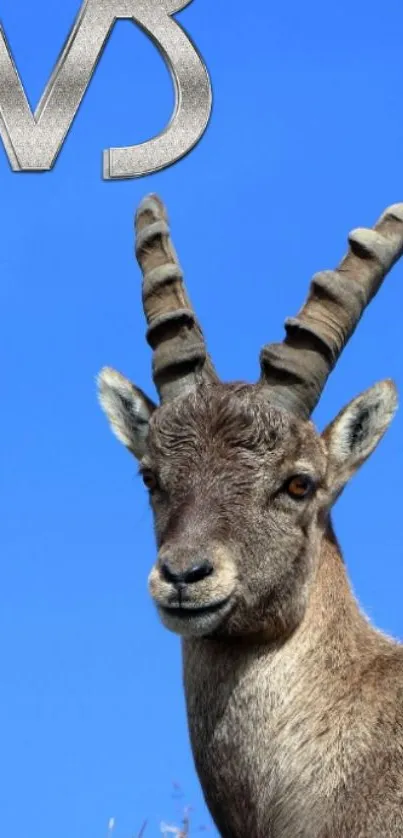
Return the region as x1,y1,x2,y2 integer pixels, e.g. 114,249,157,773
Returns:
259,203,403,418
135,194,218,403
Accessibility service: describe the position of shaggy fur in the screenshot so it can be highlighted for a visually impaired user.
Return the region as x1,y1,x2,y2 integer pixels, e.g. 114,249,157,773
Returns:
99,377,403,838
98,196,403,837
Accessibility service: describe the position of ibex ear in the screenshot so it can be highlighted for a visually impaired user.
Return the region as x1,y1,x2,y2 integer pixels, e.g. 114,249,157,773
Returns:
97,367,156,460
322,380,398,500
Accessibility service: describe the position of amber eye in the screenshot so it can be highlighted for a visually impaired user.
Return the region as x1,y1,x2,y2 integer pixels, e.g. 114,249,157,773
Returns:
141,469,158,492
285,475,315,500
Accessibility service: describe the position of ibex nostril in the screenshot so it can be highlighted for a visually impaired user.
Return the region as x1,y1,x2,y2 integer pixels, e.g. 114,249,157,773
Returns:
160,558,214,586
160,560,182,585
184,560,214,584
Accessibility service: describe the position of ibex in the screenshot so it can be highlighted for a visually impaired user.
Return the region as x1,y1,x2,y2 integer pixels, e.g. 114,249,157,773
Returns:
98,195,403,837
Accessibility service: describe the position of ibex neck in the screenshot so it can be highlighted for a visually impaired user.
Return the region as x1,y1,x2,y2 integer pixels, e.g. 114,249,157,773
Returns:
295,520,373,656
185,521,377,678
182,525,388,838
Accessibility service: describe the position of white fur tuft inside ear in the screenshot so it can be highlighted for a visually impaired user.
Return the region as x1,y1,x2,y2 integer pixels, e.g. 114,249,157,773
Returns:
97,367,155,459
329,380,397,461
324,380,398,498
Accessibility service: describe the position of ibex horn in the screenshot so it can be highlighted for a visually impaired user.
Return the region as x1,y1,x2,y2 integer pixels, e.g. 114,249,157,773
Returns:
135,194,218,403
259,203,403,418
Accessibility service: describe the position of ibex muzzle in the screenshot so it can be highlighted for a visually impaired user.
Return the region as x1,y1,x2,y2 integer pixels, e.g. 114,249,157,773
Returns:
150,537,237,636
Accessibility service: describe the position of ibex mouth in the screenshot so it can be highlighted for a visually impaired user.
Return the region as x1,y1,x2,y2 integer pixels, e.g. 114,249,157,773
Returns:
158,596,233,636
161,597,231,618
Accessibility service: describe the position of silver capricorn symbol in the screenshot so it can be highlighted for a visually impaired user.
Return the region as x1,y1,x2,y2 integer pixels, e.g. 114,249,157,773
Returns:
0,0,211,178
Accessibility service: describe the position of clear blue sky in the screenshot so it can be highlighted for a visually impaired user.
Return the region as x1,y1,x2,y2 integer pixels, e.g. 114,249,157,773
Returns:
1,1,402,836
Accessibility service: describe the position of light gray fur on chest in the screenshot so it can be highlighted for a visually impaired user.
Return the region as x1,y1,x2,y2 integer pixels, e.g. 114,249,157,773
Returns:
183,641,343,838
182,638,403,838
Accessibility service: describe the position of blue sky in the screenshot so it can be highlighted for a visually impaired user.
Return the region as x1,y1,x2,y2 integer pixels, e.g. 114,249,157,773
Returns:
1,1,402,836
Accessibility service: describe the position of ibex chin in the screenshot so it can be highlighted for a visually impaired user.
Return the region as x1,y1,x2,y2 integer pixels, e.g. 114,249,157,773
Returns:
98,196,403,838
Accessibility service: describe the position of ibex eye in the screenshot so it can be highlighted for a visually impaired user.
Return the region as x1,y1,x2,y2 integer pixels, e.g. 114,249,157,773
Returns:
285,475,315,500
141,469,158,492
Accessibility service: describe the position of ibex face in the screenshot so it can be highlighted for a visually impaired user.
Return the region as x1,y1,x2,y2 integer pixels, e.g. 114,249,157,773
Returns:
99,367,396,638
143,383,328,639
98,196,401,640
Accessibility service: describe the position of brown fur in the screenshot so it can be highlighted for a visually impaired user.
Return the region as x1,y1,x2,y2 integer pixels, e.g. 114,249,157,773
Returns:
98,196,403,837
99,376,403,837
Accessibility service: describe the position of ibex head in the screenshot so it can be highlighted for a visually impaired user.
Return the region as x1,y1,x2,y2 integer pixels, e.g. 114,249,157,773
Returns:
98,196,401,639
